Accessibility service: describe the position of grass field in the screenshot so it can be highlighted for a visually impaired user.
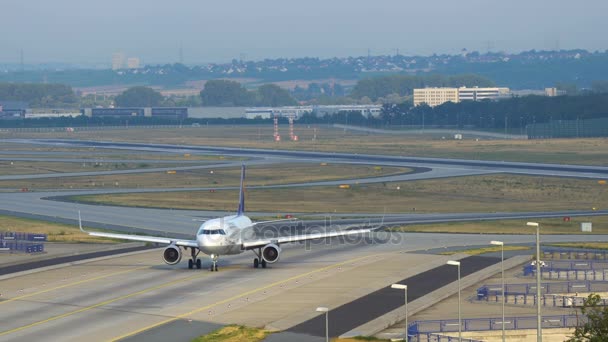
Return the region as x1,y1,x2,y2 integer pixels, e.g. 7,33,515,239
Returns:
0,160,183,175
191,325,269,342
70,174,608,215
0,163,408,190
190,325,387,342
0,215,116,243
6,126,608,165
547,242,608,250
393,216,608,234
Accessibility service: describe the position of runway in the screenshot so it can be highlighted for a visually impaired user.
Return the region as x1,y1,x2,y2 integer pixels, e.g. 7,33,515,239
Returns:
1,138,607,341
0,138,606,237
1,232,607,342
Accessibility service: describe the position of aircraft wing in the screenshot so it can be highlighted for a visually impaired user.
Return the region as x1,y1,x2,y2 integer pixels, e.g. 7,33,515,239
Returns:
78,212,198,248
242,227,373,250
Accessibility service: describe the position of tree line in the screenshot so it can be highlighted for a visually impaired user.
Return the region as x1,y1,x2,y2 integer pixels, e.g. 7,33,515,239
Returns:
350,74,495,101
0,83,78,108
199,80,297,107
297,92,608,130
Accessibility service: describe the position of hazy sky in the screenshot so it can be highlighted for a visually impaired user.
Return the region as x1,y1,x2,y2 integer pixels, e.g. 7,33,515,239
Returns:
1,0,606,66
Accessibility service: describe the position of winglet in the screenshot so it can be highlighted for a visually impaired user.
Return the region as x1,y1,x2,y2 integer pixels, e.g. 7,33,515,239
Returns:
237,164,246,216
78,211,87,233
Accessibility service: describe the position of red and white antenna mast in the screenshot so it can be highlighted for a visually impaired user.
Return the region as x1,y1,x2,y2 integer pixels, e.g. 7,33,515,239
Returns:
273,114,281,142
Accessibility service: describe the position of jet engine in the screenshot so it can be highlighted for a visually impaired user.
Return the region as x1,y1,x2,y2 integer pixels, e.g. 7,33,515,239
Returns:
162,245,182,265
262,243,281,263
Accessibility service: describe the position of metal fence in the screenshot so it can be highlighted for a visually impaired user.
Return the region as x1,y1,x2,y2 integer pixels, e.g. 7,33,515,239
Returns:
478,281,608,298
408,315,582,338
0,232,47,242
527,117,608,139
0,241,44,253
411,333,482,342
524,260,608,276
0,231,46,253
542,248,608,261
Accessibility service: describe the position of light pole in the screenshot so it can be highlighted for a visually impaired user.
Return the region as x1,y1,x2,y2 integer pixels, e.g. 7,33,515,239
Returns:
527,221,542,342
447,260,462,342
491,240,506,342
392,284,408,341
316,307,329,342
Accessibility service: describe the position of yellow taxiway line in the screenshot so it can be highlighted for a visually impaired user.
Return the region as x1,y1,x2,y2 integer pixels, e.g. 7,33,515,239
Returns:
0,265,150,306
110,252,383,341
0,266,228,337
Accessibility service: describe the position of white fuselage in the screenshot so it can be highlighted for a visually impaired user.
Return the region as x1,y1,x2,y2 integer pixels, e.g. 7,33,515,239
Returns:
196,215,254,256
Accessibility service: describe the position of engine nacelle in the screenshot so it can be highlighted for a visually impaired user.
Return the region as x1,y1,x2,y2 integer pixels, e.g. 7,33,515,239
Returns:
162,245,182,265
262,243,281,263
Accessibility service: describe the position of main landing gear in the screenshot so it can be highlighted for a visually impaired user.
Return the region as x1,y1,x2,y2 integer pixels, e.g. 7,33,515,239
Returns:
210,254,219,272
252,248,267,269
188,247,202,269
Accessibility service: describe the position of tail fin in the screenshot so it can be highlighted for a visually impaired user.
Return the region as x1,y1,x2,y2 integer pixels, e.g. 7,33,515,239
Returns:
237,164,246,216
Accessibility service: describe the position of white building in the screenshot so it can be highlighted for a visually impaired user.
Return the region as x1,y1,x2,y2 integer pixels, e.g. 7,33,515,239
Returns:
458,87,510,101
127,57,141,69
544,87,566,97
111,52,125,70
413,88,459,107
245,108,274,119
413,86,511,106
313,105,382,117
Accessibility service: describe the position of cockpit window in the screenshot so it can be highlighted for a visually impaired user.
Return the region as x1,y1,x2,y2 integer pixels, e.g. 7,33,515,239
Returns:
198,229,226,235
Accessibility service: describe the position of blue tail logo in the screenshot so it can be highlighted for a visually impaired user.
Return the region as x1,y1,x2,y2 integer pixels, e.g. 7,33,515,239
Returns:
237,164,246,216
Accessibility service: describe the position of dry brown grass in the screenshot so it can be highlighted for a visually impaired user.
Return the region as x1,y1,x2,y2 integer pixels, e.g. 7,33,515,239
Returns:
0,215,117,243
0,160,183,175
548,242,608,249
4,123,608,165
192,325,269,342
5,126,608,165
71,174,608,215
0,163,407,190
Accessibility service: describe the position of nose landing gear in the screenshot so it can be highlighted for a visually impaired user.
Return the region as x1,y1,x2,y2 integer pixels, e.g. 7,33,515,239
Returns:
210,254,219,272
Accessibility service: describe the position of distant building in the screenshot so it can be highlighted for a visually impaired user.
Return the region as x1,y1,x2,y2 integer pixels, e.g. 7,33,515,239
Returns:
24,112,81,119
458,87,510,101
313,105,382,117
150,107,187,119
82,107,187,119
112,52,125,70
0,101,28,118
245,108,274,119
244,105,382,120
545,87,566,97
413,87,511,106
413,88,459,107
127,57,140,69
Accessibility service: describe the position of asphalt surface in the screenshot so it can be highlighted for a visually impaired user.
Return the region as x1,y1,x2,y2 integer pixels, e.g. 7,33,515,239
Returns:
0,244,155,276
1,138,607,341
288,255,500,337
20,138,608,176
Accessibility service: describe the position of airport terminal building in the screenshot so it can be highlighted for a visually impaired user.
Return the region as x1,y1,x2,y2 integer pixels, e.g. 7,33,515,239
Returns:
81,107,188,119
245,105,382,119
413,87,511,107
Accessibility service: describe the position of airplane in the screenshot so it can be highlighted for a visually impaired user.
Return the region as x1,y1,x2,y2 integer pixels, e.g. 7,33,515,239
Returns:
80,165,377,271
